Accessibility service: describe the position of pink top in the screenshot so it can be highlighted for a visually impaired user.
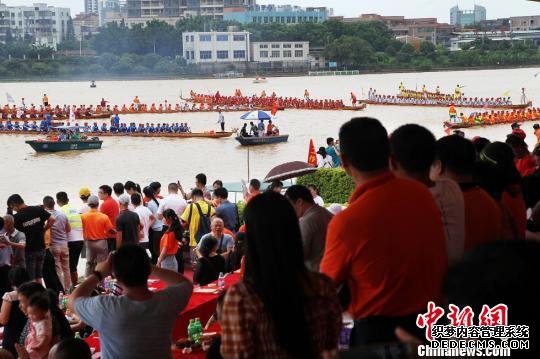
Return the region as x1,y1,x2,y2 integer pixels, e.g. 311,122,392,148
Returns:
25,312,52,359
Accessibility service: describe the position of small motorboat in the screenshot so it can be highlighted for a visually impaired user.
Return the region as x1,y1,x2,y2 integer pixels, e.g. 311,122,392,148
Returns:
235,134,288,146
90,80,97,88
25,125,102,152
253,77,268,84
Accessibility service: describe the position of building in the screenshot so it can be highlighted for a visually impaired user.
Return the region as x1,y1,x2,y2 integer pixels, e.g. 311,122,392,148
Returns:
121,0,246,25
182,31,250,64
449,29,540,51
450,5,486,27
223,4,329,24
251,41,309,67
332,14,454,46
85,0,99,14
510,16,540,31
478,18,510,32
0,3,71,47
73,12,99,40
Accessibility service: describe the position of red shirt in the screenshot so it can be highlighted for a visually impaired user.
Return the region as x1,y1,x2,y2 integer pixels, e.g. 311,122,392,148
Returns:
462,186,503,251
501,189,527,240
516,155,537,177
321,171,447,319
99,197,119,231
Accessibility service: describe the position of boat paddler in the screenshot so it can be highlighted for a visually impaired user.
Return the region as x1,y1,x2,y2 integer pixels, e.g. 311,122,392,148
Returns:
399,82,404,94
350,92,357,106
304,89,310,101
42,94,49,107
449,104,457,123
454,85,462,100
133,96,140,111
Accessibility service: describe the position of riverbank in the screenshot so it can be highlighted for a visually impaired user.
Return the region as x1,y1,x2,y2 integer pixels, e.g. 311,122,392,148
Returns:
0,63,538,83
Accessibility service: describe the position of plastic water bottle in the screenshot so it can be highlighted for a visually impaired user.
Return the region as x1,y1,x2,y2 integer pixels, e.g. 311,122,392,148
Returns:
58,292,64,310
193,318,202,345
187,319,195,342
218,272,225,291
74,332,81,339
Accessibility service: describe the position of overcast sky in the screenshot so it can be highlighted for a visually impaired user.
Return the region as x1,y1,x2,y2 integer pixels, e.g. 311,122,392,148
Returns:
1,0,539,23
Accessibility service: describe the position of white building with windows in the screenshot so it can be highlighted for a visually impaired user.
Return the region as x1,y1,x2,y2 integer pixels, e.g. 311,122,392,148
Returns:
182,31,251,64
251,41,309,63
0,3,71,46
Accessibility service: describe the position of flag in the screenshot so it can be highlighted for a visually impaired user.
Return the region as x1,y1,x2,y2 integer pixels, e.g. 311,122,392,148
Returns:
271,101,279,116
6,93,14,103
307,139,317,167
502,90,510,97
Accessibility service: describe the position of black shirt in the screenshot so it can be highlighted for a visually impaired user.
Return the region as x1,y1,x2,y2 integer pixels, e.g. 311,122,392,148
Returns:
116,210,140,245
14,206,50,252
193,255,226,286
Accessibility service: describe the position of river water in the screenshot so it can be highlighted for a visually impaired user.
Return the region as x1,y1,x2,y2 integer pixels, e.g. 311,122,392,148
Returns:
1,67,539,205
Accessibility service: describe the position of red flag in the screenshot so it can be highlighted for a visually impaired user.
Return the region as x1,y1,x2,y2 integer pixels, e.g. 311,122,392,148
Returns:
307,139,317,167
271,101,279,116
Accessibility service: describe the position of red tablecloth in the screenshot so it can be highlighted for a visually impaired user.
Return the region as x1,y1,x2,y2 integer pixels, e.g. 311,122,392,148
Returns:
84,273,241,358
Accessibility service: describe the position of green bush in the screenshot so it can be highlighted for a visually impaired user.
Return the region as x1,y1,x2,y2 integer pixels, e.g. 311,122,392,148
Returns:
297,168,354,204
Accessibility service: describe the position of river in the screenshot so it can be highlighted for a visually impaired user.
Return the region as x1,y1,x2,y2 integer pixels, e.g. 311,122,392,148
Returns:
1,67,539,205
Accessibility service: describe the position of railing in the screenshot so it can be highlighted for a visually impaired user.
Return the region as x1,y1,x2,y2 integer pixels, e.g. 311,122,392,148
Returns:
308,70,360,76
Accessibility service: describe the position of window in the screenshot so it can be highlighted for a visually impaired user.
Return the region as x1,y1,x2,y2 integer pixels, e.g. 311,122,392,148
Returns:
295,50,303,57
216,34,228,41
263,16,268,23
200,51,212,59
191,51,194,59
260,51,268,58
286,17,291,23
259,44,268,48
292,17,296,23
233,50,245,59
271,50,280,58
283,44,291,48
295,43,303,48
233,34,245,41
252,16,257,23
283,50,292,58
185,51,190,59
271,43,280,48
191,35,194,42
217,50,229,59
280,17,285,23
185,35,189,42
199,34,211,41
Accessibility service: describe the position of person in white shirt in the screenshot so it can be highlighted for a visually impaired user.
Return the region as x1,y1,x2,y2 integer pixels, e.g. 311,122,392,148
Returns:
316,147,333,168
217,110,225,132
307,184,324,206
131,193,155,251
56,192,84,290
157,183,187,220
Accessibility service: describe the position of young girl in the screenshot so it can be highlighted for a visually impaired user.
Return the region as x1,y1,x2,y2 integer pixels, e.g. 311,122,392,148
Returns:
25,292,52,359
157,209,183,272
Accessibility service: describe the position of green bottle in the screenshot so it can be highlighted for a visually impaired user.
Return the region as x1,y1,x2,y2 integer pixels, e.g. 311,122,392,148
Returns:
193,318,202,344
187,319,195,342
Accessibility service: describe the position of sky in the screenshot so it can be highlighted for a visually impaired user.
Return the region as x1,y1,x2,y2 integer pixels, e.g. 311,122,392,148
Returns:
1,0,539,23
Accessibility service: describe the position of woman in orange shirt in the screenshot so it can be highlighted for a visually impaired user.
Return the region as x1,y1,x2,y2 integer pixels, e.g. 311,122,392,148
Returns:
157,209,182,271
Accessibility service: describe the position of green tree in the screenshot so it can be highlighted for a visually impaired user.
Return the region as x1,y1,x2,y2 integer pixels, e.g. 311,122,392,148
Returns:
324,36,375,68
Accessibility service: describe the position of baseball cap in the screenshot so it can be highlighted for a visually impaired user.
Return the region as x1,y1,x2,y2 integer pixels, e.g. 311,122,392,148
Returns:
87,195,99,206
79,187,91,197
118,194,130,206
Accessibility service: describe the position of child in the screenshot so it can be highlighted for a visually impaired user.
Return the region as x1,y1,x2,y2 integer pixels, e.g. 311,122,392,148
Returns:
25,292,52,359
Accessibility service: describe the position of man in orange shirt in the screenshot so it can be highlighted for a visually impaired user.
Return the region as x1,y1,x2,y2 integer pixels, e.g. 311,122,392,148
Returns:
320,117,447,346
98,185,119,252
81,195,116,276
431,135,503,251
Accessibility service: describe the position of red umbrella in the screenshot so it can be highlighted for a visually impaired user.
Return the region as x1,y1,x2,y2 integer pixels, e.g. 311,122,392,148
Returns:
264,161,318,182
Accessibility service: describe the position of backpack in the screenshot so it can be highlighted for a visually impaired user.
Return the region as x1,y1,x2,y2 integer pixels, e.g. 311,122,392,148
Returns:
188,202,212,244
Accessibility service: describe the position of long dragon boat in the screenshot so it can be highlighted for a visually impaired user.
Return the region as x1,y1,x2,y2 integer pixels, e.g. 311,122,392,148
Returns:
361,100,532,110
0,130,234,139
